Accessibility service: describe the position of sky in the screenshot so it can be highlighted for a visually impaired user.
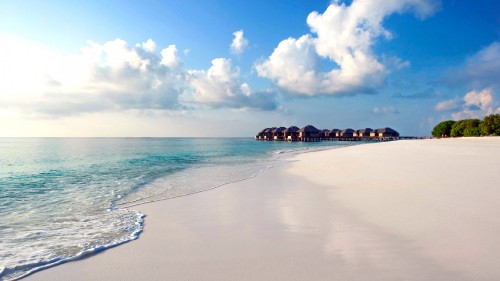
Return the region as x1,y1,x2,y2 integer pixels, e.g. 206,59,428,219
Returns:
1,0,499,137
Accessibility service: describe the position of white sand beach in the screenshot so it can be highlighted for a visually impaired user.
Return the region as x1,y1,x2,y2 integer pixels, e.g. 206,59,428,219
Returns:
26,137,500,281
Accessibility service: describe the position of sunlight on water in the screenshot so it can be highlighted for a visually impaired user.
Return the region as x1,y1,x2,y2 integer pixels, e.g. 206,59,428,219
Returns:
0,138,355,280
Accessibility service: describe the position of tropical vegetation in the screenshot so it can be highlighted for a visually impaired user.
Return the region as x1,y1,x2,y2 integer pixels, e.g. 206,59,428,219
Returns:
432,114,500,137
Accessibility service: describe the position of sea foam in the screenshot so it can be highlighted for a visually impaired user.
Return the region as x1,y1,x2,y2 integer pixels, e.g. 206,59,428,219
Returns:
0,138,354,280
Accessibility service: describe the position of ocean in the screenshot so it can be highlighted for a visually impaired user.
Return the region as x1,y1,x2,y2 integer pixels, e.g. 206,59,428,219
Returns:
0,138,356,280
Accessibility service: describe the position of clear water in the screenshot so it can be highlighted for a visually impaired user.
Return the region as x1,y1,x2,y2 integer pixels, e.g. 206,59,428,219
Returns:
0,138,356,280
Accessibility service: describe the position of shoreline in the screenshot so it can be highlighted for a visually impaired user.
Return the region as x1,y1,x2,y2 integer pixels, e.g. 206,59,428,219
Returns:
26,137,500,281
7,141,353,281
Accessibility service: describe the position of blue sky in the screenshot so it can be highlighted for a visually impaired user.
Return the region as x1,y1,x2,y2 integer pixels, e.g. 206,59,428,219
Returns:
1,0,499,137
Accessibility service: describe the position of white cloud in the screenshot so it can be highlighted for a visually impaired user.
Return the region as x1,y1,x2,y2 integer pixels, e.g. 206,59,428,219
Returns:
256,0,438,96
445,42,500,88
51,39,185,115
230,30,249,55
139,39,156,53
256,35,322,96
373,106,399,115
161,44,181,69
0,37,186,116
188,58,277,110
463,88,493,109
435,98,460,111
0,37,277,116
435,88,500,120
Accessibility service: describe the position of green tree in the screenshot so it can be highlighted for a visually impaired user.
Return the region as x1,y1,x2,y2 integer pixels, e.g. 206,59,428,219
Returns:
450,119,481,137
432,120,455,137
463,126,481,137
480,114,500,136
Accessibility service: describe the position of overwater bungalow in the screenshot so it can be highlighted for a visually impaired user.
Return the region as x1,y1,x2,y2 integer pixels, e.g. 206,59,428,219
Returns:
283,126,300,141
272,127,287,141
298,125,320,141
374,127,400,138
256,125,402,142
327,129,340,139
319,129,330,140
340,128,355,138
355,128,373,138
256,128,269,140
264,127,276,140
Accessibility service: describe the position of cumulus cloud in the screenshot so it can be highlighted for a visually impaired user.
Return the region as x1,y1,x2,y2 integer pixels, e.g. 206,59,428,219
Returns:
444,42,500,88
0,37,277,116
436,88,500,120
373,106,399,115
256,0,438,96
256,35,323,95
188,58,277,110
463,89,493,109
161,44,181,69
139,39,156,53
0,38,187,116
230,30,249,55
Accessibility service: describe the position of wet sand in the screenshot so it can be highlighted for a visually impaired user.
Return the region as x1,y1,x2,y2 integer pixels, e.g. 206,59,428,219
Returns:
26,137,500,281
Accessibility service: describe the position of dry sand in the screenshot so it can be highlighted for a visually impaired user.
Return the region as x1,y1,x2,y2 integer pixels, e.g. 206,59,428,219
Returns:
26,137,500,281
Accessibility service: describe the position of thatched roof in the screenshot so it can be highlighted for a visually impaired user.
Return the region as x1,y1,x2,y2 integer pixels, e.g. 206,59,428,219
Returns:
284,126,300,133
373,127,400,136
358,128,373,134
264,127,277,133
376,127,398,133
341,128,355,134
298,125,320,133
272,127,287,134
258,126,397,138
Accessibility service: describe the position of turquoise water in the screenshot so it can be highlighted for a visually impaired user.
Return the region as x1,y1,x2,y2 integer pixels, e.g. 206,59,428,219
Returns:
0,138,356,280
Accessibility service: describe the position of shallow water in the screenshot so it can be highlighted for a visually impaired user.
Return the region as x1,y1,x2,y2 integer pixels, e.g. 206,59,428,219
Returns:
0,138,356,280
